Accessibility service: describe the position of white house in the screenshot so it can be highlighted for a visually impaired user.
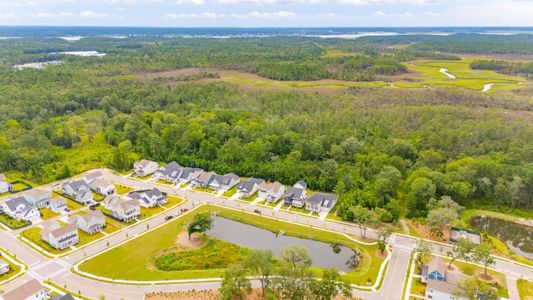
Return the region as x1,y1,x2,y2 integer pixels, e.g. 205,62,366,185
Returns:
283,180,307,208
40,221,79,250
0,258,9,275
23,189,51,208
74,210,106,234
128,188,167,208
209,173,240,192
89,179,115,195
0,174,11,194
61,179,94,205
0,279,48,300
237,178,264,198
133,159,158,177
104,195,140,222
1,197,40,221
305,192,338,213
49,198,67,213
191,171,216,188
154,161,183,183
258,182,285,203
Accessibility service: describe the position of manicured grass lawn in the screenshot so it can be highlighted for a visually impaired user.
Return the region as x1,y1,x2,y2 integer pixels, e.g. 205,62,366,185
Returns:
78,230,105,245
103,216,127,234
20,227,69,255
133,174,153,181
0,250,22,283
40,208,61,220
238,193,259,203
288,205,313,216
92,192,105,202
114,184,134,195
164,195,184,208
193,187,215,194
0,214,30,229
140,206,165,220
517,279,533,300
79,204,384,285
410,277,426,296
52,192,84,210
222,186,238,198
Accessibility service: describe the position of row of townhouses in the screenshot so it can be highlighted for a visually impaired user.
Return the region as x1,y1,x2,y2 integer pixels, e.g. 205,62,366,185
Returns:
136,160,338,213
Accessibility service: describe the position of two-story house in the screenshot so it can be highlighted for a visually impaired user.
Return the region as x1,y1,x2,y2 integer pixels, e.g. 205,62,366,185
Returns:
40,221,79,250
23,189,51,209
89,179,115,195
258,182,285,203
154,161,183,183
422,257,467,300
283,180,307,208
0,279,48,300
73,210,106,234
1,197,40,221
61,179,94,205
305,192,338,213
128,188,167,208
191,171,216,188
133,159,158,177
0,174,12,194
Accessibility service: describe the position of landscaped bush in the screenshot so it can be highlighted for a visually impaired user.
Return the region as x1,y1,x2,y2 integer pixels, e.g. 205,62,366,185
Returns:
155,239,247,271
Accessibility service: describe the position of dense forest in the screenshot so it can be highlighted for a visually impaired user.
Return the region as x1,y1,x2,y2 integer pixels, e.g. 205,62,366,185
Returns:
471,60,533,77
0,34,532,222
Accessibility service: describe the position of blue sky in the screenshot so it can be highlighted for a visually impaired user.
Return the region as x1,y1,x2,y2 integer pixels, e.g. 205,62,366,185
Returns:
0,0,532,27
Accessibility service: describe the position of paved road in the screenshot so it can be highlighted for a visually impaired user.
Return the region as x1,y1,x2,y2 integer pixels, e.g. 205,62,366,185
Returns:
1,168,531,300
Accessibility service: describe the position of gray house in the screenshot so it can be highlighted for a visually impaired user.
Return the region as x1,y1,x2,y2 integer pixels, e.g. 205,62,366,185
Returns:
237,178,265,198
177,167,203,184
128,188,167,208
209,173,240,192
1,196,40,221
0,258,9,275
154,161,183,183
61,179,94,205
74,210,106,234
23,189,51,208
50,197,67,213
305,192,338,213
283,181,307,208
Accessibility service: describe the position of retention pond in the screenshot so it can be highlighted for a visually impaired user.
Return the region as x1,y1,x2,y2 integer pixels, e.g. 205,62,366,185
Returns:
206,216,358,272
470,216,533,259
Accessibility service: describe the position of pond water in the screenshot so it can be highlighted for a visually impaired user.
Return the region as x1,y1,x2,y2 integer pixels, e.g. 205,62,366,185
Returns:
206,217,357,272
470,216,533,259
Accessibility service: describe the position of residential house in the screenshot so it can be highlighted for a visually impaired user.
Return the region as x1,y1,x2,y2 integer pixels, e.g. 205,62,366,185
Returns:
61,179,94,205
133,159,158,177
283,181,307,208
23,189,51,209
0,174,12,194
89,179,115,195
177,167,203,184
0,258,9,275
84,170,104,184
75,210,106,234
237,178,265,198
191,171,216,188
0,279,48,300
40,221,79,250
154,161,183,183
422,257,467,300
1,197,40,221
104,195,140,222
128,188,167,208
49,198,67,213
258,182,285,203
209,173,240,192
305,192,338,213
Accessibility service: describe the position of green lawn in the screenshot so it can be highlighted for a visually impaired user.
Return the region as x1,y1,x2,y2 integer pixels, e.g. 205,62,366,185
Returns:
193,186,215,194
0,214,30,229
163,195,184,208
0,251,22,283
40,208,61,220
103,216,128,234
78,230,105,245
79,204,384,285
410,277,426,296
222,186,238,198
114,184,134,195
517,279,533,300
92,192,105,202
52,192,84,210
20,227,69,255
139,206,165,220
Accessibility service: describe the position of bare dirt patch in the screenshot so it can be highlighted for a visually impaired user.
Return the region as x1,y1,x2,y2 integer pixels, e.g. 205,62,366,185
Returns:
176,232,205,250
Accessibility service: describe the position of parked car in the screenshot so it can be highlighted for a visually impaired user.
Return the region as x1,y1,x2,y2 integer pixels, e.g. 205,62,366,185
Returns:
254,209,261,214
165,215,174,221
181,208,189,213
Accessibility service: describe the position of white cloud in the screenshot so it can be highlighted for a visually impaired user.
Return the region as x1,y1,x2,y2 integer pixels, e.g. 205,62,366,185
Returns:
165,12,223,18
176,0,205,4
373,10,413,16
218,0,303,4
231,10,298,18
30,11,112,18
0,13,18,18
310,0,442,4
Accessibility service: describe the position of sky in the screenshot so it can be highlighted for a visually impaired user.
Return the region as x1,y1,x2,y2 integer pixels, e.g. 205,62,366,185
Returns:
0,0,533,27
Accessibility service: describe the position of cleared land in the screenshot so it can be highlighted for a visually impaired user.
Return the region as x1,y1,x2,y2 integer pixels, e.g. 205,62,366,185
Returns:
79,204,384,285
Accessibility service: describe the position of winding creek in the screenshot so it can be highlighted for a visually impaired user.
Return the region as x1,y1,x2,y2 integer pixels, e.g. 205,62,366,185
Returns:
470,216,533,259
206,216,358,272
439,68,456,79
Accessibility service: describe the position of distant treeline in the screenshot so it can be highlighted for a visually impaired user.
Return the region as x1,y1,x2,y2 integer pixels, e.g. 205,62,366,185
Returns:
471,60,533,77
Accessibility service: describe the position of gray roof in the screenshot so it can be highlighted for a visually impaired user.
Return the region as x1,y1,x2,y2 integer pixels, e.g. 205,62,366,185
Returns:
238,178,265,193
63,179,90,193
284,186,305,199
80,210,105,224
179,167,202,180
2,279,44,300
85,170,103,181
25,188,50,199
4,196,30,211
294,180,307,189
157,161,182,177
306,192,338,208
129,188,166,204
213,173,239,186
49,294,76,300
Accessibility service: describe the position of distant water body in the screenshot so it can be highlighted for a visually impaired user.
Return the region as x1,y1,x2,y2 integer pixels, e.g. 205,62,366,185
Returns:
0,26,532,39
